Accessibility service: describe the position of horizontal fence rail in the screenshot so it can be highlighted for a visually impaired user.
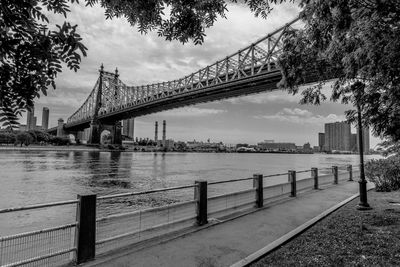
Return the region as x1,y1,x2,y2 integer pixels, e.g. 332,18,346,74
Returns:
97,184,197,200
1,164,362,266
0,200,78,214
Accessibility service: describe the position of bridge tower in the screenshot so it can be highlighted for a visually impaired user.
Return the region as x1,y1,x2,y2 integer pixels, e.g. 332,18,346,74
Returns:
87,64,104,144
88,65,123,145
57,118,65,137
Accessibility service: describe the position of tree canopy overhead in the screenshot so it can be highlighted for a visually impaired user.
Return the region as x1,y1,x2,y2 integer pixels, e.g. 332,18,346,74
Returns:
1,0,289,129
1,0,87,129
3,0,399,144
278,0,400,141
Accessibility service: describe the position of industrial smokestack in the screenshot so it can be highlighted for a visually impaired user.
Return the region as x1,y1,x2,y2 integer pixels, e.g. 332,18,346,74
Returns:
155,121,158,142
162,120,166,146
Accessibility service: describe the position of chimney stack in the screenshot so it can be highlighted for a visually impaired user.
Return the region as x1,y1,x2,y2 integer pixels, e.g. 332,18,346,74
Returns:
162,120,166,146
155,121,158,143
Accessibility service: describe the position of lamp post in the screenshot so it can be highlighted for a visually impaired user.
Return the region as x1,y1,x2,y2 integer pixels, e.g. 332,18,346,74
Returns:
356,103,371,210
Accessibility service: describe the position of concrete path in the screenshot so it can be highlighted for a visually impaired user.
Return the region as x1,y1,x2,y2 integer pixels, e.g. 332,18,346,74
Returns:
85,181,371,267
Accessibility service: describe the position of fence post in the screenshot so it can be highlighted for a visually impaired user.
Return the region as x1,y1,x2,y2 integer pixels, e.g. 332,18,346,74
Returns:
254,174,263,208
332,166,338,184
289,170,296,197
347,165,353,181
76,194,97,264
195,180,208,226
312,168,318,189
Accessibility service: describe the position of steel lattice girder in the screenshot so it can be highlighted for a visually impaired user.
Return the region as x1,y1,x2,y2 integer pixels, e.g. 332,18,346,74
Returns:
66,18,301,127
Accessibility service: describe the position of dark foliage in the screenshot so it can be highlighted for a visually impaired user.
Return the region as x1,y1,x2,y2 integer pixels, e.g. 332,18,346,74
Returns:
1,0,88,129
278,0,400,141
15,132,33,146
50,136,70,146
0,132,16,144
365,155,400,192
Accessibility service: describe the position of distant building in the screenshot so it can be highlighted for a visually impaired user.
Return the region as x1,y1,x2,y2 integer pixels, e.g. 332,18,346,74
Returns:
318,133,325,151
303,142,311,150
164,139,175,149
257,140,296,151
32,116,37,130
42,107,49,130
122,118,134,139
350,133,358,152
26,106,34,130
324,121,351,152
187,141,223,152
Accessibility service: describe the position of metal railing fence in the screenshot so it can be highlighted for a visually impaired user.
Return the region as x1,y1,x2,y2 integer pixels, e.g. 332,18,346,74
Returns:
1,164,359,266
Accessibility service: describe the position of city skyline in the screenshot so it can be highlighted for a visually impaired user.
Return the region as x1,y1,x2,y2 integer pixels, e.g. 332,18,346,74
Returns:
17,2,381,147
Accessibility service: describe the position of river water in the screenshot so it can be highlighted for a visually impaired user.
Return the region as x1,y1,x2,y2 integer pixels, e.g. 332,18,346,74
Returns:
0,150,379,235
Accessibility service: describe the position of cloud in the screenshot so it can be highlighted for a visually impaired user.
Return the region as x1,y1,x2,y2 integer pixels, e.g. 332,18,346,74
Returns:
42,1,301,87
225,90,302,104
254,108,346,124
162,107,226,117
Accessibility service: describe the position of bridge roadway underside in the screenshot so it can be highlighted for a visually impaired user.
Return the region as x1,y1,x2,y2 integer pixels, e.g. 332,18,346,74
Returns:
65,70,285,132
64,66,328,133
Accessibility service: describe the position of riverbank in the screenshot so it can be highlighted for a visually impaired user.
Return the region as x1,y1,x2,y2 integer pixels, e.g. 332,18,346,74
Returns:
0,145,366,155
0,144,101,151
251,190,400,266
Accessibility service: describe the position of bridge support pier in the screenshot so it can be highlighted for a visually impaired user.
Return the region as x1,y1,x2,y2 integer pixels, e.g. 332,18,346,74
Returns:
88,120,101,145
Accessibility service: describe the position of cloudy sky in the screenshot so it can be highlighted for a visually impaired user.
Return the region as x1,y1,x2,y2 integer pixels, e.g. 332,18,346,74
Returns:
27,1,380,147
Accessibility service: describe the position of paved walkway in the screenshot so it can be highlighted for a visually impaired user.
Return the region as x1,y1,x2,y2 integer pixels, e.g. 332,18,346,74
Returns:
85,181,372,267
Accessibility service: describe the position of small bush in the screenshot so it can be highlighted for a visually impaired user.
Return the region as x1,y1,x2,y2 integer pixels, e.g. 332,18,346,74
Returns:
31,130,51,143
0,132,16,144
26,130,37,143
50,136,70,146
15,132,33,146
365,155,400,191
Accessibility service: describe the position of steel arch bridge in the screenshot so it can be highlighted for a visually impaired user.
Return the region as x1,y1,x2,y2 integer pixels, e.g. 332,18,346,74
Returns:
49,17,325,144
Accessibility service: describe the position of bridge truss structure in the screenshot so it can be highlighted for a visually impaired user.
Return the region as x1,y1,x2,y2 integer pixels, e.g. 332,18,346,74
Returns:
66,18,301,129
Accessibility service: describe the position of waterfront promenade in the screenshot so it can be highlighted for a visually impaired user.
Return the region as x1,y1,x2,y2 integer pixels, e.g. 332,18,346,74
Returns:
84,180,372,267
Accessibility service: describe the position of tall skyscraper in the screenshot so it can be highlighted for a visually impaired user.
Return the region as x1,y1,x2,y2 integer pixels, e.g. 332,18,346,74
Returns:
26,106,34,130
318,133,325,151
324,121,351,152
122,119,129,136
128,118,134,139
42,107,49,130
122,118,135,139
350,134,358,152
32,116,37,130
